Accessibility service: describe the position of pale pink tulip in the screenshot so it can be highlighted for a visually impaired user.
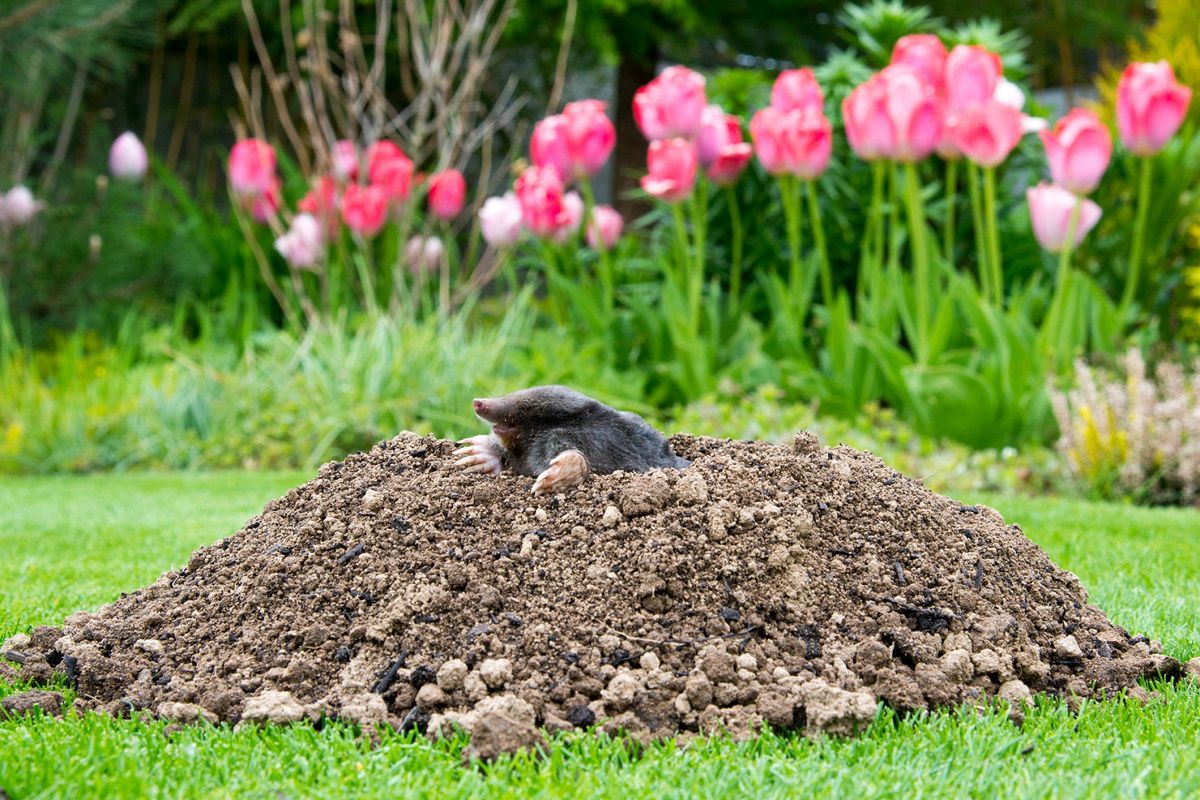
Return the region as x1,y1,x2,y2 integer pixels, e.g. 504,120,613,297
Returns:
530,100,616,181
0,186,43,226
587,205,623,250
340,184,390,237
478,192,524,246
514,166,571,237
1039,108,1112,194
274,213,324,269
750,106,832,179
366,140,414,202
298,176,340,236
891,34,947,91
1116,61,1193,156
951,99,1024,168
427,169,466,220
945,45,1003,114
228,139,277,196
770,68,824,114
633,66,707,141
109,132,148,181
331,140,359,181
405,236,445,274
1026,182,1102,252
640,138,698,202
696,105,741,167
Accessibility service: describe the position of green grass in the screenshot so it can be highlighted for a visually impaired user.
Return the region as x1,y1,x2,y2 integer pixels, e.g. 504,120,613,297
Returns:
1,473,1198,799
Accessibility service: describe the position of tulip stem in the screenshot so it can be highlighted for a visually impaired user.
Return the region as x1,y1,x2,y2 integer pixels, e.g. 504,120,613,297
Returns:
579,178,614,316
887,165,901,281
1120,157,1153,320
983,167,1004,308
902,162,931,363
690,184,708,327
726,186,744,307
966,163,990,301
781,176,805,294
805,179,833,308
943,159,958,266
1044,198,1083,369
859,161,885,323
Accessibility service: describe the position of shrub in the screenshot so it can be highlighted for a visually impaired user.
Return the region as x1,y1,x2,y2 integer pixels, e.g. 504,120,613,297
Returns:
1050,349,1200,505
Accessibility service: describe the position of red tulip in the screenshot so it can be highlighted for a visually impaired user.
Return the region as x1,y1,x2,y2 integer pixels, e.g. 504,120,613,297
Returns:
945,45,1003,114
1116,61,1193,156
1026,182,1102,252
228,139,276,196
247,178,281,222
340,183,390,237
843,66,942,163
587,205,624,250
298,176,341,235
427,169,466,220
640,138,698,202
514,165,571,237
951,99,1024,168
1039,109,1112,194
770,68,824,114
707,144,754,186
365,141,414,202
633,66,707,141
891,34,947,91
750,106,832,179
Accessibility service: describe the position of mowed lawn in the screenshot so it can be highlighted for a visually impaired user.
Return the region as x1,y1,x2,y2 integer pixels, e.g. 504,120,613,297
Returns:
1,472,1198,799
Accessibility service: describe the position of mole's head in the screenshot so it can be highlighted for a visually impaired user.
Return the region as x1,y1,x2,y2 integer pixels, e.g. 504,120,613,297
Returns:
472,385,597,450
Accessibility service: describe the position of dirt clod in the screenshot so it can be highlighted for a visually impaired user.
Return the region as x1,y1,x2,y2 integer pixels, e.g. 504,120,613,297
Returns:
11,433,1184,756
1,690,63,719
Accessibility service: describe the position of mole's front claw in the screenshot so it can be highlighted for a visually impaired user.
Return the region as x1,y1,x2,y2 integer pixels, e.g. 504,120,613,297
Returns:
532,449,590,496
454,435,502,474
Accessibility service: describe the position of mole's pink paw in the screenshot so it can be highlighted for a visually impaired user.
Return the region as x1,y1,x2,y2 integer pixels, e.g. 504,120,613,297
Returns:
454,435,501,474
532,450,589,496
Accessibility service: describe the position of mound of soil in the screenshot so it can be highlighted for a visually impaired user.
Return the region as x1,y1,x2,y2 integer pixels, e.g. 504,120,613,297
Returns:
5,433,1182,745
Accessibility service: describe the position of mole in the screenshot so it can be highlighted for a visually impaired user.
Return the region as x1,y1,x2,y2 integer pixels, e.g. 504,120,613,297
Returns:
453,385,690,495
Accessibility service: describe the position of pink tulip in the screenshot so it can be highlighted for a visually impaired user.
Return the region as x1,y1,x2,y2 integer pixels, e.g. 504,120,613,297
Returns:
340,183,390,237
298,176,340,235
950,99,1024,168
1039,109,1112,194
891,34,947,91
945,45,1003,114
1116,61,1193,156
366,140,414,202
427,169,466,220
640,138,698,202
530,100,616,181
707,144,754,186
405,236,446,274
0,186,43,226
633,66,707,141
770,68,824,114
587,205,623,250
1026,182,1102,252
274,213,324,269
843,66,943,162
331,140,359,181
247,178,281,223
109,132,148,181
696,105,740,167
478,192,524,246
228,139,277,196
514,166,571,237
552,191,584,244
750,106,832,179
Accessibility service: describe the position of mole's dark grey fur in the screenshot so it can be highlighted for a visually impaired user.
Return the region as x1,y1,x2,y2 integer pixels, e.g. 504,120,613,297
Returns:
456,386,688,494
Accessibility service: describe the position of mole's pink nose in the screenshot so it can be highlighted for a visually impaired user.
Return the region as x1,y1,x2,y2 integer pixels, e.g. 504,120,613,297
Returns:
473,398,487,413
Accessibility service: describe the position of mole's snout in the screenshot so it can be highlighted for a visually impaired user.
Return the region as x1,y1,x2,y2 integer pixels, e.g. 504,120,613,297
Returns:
473,398,494,421
472,398,485,413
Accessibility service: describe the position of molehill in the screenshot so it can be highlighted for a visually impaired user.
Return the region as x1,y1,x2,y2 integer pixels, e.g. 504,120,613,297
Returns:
3,433,1183,752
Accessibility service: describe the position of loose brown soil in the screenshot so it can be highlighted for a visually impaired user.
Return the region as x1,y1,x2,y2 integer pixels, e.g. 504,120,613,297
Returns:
4,433,1182,747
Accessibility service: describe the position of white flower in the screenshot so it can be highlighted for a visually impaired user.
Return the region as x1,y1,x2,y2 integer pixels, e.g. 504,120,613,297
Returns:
109,131,149,181
478,192,523,246
0,186,44,226
273,213,324,269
